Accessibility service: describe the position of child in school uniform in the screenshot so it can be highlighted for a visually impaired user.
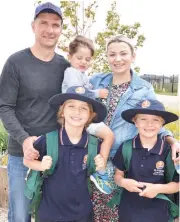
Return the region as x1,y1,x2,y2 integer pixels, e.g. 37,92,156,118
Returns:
24,86,108,222
62,35,114,194
113,99,179,222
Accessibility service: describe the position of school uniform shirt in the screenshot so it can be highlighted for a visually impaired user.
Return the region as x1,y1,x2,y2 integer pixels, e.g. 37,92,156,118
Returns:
33,127,96,221
113,134,179,222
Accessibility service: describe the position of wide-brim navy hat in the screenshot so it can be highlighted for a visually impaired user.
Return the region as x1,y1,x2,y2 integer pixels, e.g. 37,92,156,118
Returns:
122,99,179,125
34,2,63,20
49,86,107,123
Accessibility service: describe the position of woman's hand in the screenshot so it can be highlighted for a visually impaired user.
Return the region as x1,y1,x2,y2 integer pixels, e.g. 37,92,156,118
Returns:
171,141,180,165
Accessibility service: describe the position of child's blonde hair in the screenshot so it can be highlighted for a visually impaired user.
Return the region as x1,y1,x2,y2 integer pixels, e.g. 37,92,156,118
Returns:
57,100,97,128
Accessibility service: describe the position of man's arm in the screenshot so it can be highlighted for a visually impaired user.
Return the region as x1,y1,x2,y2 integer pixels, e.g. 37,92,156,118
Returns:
0,58,39,158
0,59,29,144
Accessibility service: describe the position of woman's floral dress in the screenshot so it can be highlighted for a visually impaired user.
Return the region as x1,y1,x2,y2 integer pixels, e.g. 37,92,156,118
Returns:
92,82,130,222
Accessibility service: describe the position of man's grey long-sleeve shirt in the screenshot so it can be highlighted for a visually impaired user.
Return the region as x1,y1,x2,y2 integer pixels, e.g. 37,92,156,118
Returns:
0,48,69,156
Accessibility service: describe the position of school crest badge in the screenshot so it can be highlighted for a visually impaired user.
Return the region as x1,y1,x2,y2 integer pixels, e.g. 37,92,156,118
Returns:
156,161,164,170
82,154,88,170
153,161,165,176
75,87,85,94
141,100,151,108
83,154,88,164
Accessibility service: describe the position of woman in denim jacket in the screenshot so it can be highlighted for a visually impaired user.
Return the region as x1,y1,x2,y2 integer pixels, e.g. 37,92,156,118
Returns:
89,35,179,222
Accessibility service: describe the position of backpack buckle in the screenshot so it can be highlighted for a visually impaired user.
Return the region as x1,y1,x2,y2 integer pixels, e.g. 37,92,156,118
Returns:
25,168,31,181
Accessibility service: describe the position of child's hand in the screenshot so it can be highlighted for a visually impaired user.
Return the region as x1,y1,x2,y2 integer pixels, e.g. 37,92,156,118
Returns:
99,89,109,99
41,156,52,171
122,178,144,193
139,182,160,198
94,154,106,171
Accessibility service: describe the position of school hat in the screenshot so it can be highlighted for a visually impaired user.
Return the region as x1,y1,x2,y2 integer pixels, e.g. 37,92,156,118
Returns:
121,99,179,125
34,2,63,20
49,86,107,123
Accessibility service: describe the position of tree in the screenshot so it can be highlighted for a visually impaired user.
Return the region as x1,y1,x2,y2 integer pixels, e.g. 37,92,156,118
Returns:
35,1,145,73
93,1,145,73
58,1,98,53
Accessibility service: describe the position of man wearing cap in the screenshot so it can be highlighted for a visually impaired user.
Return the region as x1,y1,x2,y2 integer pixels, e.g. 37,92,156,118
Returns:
0,2,69,222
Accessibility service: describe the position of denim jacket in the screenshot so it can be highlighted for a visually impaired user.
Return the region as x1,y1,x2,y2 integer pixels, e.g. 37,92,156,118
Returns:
90,71,172,157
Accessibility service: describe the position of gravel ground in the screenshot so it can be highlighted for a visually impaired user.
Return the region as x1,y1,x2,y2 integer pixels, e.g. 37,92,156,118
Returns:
0,209,35,222
0,208,8,222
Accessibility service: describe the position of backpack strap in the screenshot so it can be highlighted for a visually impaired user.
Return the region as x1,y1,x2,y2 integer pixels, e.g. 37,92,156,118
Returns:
87,134,98,176
122,139,133,172
24,130,59,221
86,134,98,195
155,150,179,220
165,150,175,183
42,130,59,178
107,139,133,208
156,193,179,220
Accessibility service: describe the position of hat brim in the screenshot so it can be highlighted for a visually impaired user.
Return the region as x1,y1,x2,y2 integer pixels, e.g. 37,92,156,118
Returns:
121,109,179,125
49,93,107,123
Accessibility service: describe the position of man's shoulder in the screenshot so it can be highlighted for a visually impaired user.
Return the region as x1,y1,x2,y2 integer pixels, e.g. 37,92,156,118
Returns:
8,48,30,63
54,53,70,66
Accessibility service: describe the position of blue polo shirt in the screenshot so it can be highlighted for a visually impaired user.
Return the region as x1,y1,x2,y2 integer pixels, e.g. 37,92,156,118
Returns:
33,127,94,221
113,134,179,222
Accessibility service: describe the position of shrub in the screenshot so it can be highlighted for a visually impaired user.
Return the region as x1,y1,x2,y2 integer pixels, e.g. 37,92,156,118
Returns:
165,108,179,141
0,121,8,154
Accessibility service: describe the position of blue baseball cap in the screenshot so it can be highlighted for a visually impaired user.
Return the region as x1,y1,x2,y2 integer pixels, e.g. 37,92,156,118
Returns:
49,86,107,123
34,2,63,20
121,99,179,125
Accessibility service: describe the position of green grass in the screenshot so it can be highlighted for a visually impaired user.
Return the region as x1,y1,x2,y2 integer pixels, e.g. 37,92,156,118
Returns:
164,108,179,141
0,121,8,154
155,90,177,96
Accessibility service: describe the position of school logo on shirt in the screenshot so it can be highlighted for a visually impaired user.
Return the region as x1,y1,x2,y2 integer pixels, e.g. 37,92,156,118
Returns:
153,161,164,176
82,154,88,170
141,100,151,108
83,155,88,164
75,87,85,94
156,161,164,170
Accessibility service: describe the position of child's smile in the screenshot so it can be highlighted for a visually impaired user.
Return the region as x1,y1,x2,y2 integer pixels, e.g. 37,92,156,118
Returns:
63,99,90,128
134,114,164,140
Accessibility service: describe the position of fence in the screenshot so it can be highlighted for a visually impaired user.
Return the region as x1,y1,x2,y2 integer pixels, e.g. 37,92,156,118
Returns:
140,74,178,93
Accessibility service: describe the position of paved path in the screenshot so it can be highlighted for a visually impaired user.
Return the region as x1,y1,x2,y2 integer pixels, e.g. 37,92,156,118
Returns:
156,94,179,110
0,208,7,222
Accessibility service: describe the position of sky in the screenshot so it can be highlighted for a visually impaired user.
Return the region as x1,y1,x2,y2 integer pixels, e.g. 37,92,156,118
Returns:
0,0,180,76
